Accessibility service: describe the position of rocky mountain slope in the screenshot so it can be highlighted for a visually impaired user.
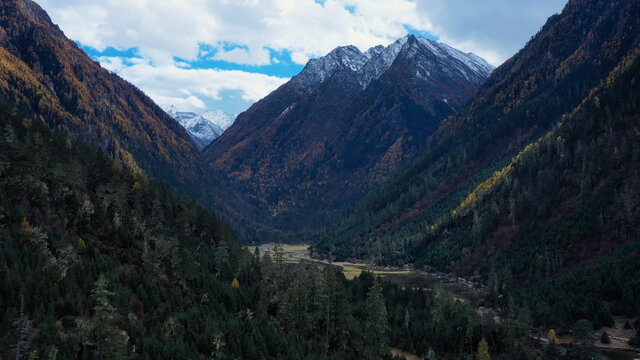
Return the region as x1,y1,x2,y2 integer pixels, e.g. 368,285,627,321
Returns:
0,0,206,195
315,0,640,264
205,35,494,240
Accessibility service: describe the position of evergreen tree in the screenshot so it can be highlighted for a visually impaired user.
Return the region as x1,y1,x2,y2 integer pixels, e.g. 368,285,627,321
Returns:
572,320,594,348
629,328,640,347
322,265,335,353
74,275,128,359
363,278,388,359
214,239,229,276
543,341,562,360
13,295,31,360
570,319,595,360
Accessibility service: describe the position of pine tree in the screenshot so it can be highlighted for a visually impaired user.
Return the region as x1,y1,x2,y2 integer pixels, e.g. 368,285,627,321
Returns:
214,240,229,276
272,244,284,269
271,244,286,324
572,319,594,348
629,328,640,347
571,319,595,359
13,295,31,360
465,323,474,355
211,332,226,359
363,278,388,359
74,275,128,359
322,265,334,353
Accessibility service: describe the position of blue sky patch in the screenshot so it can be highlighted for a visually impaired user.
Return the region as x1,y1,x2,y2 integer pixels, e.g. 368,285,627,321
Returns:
79,43,140,60
186,44,304,78
404,26,440,42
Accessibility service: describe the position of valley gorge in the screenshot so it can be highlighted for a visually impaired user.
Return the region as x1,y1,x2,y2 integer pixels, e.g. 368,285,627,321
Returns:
1,0,640,359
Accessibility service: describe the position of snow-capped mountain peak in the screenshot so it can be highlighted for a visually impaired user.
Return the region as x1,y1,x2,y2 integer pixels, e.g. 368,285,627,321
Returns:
291,45,369,88
358,36,409,86
291,34,494,91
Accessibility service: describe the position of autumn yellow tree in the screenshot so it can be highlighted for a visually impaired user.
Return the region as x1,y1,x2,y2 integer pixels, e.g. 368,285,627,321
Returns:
231,278,240,288
20,217,32,234
477,338,490,360
548,329,560,344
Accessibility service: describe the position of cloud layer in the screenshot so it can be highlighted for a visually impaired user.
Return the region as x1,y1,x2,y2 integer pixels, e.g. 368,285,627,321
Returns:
99,56,288,112
38,0,567,113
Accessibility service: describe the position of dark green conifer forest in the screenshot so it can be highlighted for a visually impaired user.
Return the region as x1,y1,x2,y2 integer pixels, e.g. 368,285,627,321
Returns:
0,106,544,359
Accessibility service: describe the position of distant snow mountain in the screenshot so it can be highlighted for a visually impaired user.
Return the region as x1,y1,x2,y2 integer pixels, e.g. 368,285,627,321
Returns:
165,106,237,150
201,109,237,130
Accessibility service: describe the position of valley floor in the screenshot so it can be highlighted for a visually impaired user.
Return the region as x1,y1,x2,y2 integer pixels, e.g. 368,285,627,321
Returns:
248,243,487,301
247,243,640,360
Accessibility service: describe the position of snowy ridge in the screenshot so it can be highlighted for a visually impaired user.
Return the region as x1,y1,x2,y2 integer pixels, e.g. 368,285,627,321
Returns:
291,45,369,88
358,36,408,87
291,35,494,91
417,38,494,80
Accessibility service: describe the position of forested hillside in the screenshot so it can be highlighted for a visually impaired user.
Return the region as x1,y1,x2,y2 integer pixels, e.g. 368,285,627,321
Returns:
3,0,640,357
0,105,546,360
0,105,235,358
314,0,640,331
421,48,640,329
315,0,640,265
0,0,218,205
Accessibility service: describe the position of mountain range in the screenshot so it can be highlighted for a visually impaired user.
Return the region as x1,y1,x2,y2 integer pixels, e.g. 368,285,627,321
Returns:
205,34,494,239
315,0,640,264
165,106,237,150
2,0,640,356
313,0,640,329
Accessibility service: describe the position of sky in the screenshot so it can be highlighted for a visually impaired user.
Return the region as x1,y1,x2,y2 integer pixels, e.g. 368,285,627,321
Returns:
38,0,567,115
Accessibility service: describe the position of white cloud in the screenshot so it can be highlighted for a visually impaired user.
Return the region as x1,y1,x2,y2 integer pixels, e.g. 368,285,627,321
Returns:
39,0,566,66
37,0,567,112
213,47,272,66
39,0,428,65
99,56,288,113
153,94,207,111
413,0,567,65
